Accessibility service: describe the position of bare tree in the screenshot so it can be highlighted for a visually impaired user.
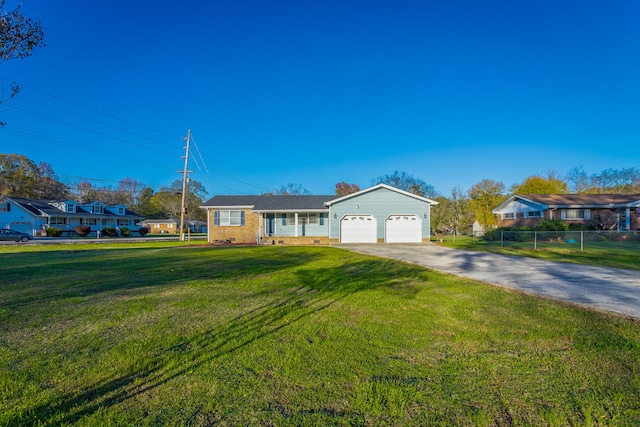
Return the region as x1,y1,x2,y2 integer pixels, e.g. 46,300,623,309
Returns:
1,0,45,121
264,183,311,195
370,170,437,198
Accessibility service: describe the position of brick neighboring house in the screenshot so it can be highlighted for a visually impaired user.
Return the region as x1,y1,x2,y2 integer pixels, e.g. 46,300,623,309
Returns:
0,196,144,236
142,218,207,234
201,184,438,245
493,194,640,230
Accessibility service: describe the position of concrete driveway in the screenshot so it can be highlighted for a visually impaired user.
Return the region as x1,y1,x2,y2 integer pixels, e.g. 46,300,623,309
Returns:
339,244,640,319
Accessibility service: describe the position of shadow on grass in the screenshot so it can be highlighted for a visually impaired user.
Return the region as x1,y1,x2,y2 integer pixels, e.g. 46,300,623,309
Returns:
6,249,428,426
0,246,321,310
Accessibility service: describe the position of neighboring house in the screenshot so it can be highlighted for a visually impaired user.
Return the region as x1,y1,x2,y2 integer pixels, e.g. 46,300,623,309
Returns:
0,196,144,236
493,194,640,230
201,184,438,245
142,218,207,234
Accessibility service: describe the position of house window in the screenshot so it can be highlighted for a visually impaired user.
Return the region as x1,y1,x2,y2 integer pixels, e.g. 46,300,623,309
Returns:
118,207,125,215
284,213,321,225
66,203,75,213
168,224,174,228
92,205,104,214
153,224,160,229
117,219,128,227
503,213,515,220
563,209,590,220
50,217,67,225
0,202,9,212
214,210,245,226
525,211,541,218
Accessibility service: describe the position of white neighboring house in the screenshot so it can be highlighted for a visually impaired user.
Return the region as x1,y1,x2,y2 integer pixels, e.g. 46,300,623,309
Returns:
0,196,144,236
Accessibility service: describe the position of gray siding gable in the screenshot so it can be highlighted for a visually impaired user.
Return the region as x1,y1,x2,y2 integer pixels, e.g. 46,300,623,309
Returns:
328,186,435,240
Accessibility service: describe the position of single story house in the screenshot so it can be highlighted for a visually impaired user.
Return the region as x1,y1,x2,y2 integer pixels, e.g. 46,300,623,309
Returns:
200,184,438,245
493,194,640,230
0,196,144,236
142,218,207,234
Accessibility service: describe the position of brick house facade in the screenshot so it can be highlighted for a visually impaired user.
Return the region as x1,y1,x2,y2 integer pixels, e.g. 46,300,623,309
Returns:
493,194,640,230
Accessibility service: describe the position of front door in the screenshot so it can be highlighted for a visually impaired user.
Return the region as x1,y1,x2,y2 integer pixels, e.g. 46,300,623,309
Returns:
266,214,275,235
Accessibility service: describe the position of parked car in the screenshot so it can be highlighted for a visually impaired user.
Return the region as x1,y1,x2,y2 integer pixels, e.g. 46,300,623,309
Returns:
0,229,31,242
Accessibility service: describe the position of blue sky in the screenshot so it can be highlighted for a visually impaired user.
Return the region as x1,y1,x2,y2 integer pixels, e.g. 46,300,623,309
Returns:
2,0,639,197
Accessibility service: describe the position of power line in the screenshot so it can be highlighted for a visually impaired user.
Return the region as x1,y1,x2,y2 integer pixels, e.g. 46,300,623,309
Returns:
16,93,180,148
0,76,183,140
5,103,179,157
3,125,174,168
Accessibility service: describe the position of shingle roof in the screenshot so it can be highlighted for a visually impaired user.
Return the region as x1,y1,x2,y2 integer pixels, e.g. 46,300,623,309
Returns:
518,194,640,207
201,195,334,211
5,197,143,218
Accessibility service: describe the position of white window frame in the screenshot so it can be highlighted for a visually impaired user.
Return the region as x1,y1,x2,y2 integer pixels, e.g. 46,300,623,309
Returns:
219,210,243,226
92,205,104,214
503,213,515,219
50,217,67,225
66,203,76,213
117,219,128,227
525,211,541,218
562,209,590,220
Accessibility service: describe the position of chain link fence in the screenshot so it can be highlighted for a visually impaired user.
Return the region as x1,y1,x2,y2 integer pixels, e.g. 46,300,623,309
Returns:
482,230,640,253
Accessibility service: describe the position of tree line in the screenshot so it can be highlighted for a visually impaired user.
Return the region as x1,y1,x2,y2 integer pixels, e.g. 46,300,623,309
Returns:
0,154,209,221
2,154,639,231
334,168,640,235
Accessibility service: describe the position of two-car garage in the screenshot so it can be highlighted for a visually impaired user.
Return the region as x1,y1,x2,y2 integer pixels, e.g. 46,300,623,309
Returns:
327,184,438,244
339,214,422,243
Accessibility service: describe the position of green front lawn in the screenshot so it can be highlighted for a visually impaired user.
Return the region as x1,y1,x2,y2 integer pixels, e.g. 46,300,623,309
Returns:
1,243,639,426
435,235,640,271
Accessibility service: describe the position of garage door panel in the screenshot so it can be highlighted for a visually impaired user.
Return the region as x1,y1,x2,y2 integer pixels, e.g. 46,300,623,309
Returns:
385,215,421,243
340,215,377,243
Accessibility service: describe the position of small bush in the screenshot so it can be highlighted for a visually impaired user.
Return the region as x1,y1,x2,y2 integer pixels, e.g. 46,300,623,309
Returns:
120,227,131,237
534,219,569,232
568,223,590,231
102,227,117,237
46,227,62,237
138,227,149,236
74,225,91,237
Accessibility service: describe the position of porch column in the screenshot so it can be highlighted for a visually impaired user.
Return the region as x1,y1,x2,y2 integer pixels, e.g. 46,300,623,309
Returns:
625,208,631,231
294,212,298,237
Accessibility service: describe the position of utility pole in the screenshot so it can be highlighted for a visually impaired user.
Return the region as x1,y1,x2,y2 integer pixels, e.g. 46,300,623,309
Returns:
179,129,192,242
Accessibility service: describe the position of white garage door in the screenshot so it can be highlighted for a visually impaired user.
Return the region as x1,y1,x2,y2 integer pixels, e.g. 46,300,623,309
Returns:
340,215,377,243
385,215,422,243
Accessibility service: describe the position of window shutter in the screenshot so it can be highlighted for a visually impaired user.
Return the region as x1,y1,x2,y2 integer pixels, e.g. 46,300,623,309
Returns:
241,211,245,226
319,213,324,226
282,214,287,226
214,210,219,226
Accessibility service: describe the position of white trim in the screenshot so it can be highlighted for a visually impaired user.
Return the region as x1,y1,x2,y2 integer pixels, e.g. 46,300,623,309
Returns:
325,184,438,206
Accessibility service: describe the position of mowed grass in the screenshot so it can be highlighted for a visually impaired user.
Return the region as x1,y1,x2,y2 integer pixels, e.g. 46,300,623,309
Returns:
436,235,640,271
1,243,639,426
